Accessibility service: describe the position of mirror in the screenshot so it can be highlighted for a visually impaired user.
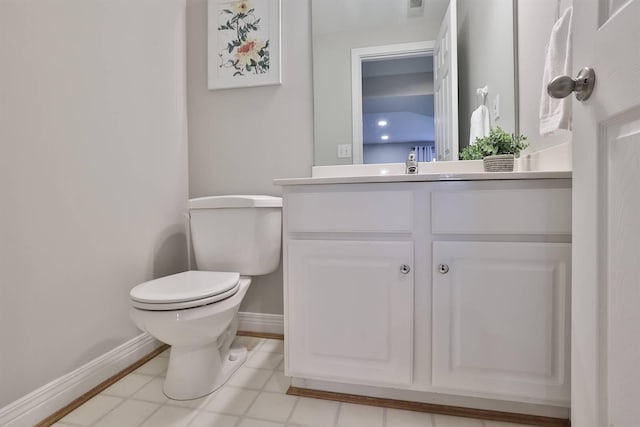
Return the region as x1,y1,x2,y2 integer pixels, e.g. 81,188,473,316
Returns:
312,0,517,166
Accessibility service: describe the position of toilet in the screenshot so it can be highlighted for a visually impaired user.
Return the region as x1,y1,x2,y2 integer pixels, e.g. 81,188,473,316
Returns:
129,195,282,400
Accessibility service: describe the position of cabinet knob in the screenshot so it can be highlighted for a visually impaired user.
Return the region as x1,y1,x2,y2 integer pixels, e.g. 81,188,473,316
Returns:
438,264,449,274
400,264,411,274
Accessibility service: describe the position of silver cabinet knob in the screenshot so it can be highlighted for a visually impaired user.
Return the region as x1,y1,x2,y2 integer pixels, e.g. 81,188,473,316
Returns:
438,264,449,274
400,264,411,274
547,67,596,101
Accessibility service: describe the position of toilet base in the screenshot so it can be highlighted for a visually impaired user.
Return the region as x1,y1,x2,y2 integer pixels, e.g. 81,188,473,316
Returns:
163,343,248,400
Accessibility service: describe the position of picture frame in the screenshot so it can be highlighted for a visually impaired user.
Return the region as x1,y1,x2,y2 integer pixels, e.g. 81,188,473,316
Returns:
207,0,282,90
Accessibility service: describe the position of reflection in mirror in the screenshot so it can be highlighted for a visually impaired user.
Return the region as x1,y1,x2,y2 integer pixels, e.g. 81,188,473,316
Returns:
311,0,517,166
457,0,516,150
363,56,435,163
353,44,435,164
311,0,448,166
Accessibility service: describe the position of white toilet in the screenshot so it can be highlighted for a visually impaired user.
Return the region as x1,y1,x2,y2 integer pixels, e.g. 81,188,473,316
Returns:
129,195,282,400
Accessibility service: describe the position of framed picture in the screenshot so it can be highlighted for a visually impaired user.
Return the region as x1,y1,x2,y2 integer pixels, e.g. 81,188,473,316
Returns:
207,0,281,90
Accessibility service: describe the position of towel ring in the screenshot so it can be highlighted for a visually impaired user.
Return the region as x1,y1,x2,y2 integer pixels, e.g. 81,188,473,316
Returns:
476,86,488,106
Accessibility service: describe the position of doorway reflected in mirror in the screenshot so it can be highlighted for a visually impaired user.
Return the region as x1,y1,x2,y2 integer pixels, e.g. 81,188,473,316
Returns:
361,55,435,164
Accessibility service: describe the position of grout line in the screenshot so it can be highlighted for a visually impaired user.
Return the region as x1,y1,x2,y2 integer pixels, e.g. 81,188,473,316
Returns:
252,337,266,353
85,395,127,426
53,421,82,427
263,365,281,393
100,373,156,400
333,402,342,427
134,399,165,427
240,415,293,426
238,346,272,421
284,392,299,426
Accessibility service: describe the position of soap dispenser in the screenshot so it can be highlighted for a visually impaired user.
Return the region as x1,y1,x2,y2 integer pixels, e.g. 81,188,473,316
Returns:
406,149,418,174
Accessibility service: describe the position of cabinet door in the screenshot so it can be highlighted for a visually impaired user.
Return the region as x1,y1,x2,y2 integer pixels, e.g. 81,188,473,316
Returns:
287,239,414,386
432,241,571,404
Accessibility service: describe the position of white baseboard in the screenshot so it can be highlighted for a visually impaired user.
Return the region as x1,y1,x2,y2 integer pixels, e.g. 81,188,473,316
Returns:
0,333,162,427
238,311,284,335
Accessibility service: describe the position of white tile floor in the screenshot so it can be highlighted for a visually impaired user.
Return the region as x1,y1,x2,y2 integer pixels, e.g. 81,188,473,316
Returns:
52,337,537,427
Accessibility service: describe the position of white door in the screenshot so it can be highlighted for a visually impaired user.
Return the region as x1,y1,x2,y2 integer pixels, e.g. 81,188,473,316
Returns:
434,0,459,161
432,241,571,404
571,1,640,426
287,239,414,386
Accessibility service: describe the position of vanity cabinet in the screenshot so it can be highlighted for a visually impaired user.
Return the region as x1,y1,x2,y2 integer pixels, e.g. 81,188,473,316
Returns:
284,187,416,386
432,241,571,402
280,177,572,415
429,186,572,404
287,239,414,385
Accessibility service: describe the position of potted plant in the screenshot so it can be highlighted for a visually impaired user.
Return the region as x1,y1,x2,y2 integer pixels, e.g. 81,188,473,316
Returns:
459,127,528,172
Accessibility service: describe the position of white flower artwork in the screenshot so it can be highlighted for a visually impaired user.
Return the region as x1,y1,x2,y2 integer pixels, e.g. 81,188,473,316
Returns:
208,0,281,90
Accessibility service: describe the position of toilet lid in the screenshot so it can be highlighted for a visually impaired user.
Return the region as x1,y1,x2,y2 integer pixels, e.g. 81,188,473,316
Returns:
130,271,240,305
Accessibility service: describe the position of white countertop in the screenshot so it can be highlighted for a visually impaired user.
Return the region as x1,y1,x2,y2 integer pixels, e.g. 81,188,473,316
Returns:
274,170,572,186
275,143,573,186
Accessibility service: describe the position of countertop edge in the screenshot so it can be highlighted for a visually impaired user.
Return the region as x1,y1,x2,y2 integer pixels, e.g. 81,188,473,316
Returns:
274,171,573,186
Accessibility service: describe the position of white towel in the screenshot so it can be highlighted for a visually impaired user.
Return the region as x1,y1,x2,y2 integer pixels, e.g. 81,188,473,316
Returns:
469,105,490,145
539,7,573,135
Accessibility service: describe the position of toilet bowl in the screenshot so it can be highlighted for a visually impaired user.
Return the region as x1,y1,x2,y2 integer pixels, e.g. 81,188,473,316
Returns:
130,272,251,400
129,195,282,400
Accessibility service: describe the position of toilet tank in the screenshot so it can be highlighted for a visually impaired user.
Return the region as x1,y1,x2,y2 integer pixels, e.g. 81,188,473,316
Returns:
187,195,282,276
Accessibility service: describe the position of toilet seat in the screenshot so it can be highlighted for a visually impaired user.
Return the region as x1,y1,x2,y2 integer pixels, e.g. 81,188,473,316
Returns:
130,271,240,311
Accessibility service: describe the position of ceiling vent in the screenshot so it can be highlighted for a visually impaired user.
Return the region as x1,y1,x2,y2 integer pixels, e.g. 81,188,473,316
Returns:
408,0,424,17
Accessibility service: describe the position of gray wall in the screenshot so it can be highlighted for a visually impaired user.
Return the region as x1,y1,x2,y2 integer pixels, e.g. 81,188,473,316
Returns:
362,73,434,98
457,0,516,149
0,0,189,406
186,0,314,314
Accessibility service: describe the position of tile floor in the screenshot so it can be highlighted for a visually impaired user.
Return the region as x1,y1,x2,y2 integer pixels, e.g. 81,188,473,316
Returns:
53,337,537,427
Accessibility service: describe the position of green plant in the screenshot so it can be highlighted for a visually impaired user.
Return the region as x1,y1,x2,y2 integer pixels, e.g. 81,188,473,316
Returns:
459,127,528,160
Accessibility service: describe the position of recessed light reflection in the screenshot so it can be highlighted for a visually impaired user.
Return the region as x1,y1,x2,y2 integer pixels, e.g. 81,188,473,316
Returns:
381,135,389,140
378,120,388,127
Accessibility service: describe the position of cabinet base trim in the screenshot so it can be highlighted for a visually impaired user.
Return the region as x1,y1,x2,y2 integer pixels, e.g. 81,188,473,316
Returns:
287,386,570,427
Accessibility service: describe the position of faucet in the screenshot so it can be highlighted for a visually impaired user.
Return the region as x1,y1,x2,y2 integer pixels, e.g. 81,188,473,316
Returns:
406,149,418,174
